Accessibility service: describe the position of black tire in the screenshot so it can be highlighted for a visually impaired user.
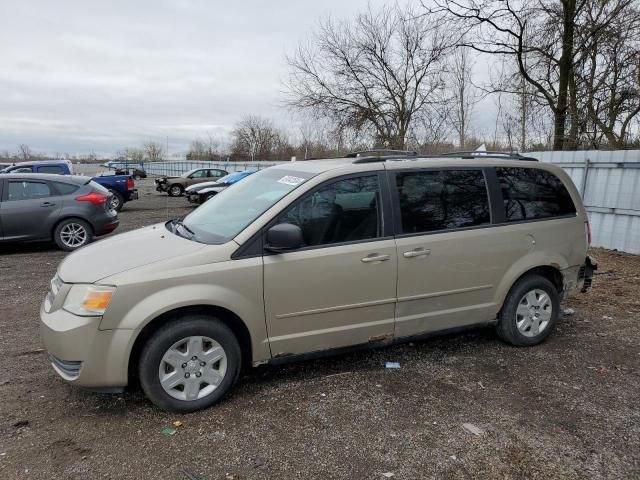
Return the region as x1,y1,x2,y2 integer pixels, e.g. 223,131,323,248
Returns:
168,184,184,197
134,174,141,181
109,190,124,212
496,274,560,346
138,315,242,412
204,192,217,201
53,218,93,251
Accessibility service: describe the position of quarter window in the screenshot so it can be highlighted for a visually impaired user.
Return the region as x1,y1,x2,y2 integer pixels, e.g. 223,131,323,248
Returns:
395,170,490,234
496,167,576,221
7,181,52,200
52,181,79,195
276,175,381,247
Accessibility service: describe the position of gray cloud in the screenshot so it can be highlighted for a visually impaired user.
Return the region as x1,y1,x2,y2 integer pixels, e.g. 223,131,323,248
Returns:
0,0,497,156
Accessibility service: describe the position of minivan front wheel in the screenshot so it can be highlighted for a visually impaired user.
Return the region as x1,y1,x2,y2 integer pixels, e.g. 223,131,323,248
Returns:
496,274,560,346
138,316,241,412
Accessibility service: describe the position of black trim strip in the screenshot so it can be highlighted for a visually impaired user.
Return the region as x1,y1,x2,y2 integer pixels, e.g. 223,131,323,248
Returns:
484,167,506,224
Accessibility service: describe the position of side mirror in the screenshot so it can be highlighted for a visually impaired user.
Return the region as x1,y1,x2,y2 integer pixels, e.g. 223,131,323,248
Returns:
265,223,304,253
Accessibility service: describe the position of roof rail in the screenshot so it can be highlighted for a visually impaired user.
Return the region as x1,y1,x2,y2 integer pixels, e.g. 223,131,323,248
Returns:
346,149,418,158
425,151,538,161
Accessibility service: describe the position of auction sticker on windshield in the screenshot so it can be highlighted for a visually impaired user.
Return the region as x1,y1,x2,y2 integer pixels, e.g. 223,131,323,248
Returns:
277,176,305,186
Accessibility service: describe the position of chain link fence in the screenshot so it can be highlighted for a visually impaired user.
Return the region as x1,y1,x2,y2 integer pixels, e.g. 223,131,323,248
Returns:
143,160,285,177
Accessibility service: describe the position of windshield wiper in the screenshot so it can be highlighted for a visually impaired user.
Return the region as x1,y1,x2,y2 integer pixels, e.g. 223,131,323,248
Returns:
171,218,196,240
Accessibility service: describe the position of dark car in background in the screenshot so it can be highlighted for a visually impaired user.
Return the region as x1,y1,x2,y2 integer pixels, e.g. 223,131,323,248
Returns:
155,167,228,196
1,160,138,212
185,170,256,204
0,174,119,251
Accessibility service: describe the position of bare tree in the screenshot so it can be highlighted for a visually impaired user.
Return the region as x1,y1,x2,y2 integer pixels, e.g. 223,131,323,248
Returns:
18,144,31,161
143,141,164,162
122,147,145,163
446,44,480,149
285,4,450,149
431,0,639,150
231,116,287,161
574,0,640,147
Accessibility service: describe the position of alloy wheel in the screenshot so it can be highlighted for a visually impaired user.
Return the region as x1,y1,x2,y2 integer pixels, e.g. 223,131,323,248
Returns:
59,223,88,249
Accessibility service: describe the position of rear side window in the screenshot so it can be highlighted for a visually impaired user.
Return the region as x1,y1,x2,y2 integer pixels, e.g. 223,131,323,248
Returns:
7,181,52,200
38,165,64,174
395,170,490,234
52,181,79,195
496,168,576,222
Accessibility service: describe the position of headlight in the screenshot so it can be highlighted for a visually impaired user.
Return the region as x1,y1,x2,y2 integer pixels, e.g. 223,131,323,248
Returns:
63,285,116,317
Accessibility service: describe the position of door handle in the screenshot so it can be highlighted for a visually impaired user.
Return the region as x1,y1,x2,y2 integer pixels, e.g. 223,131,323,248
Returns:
40,202,56,207
403,248,431,258
361,253,391,263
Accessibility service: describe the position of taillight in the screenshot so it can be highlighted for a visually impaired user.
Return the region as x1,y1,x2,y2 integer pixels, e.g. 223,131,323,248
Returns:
76,192,108,205
585,220,591,246
127,177,135,190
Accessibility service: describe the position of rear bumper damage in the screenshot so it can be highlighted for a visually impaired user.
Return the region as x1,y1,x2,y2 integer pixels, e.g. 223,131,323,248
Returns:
579,255,597,292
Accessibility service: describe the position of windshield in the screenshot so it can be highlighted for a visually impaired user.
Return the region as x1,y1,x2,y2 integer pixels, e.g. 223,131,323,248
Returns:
181,169,198,178
179,168,314,244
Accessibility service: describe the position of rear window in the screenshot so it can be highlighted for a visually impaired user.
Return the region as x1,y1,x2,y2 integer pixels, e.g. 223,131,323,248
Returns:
395,169,490,234
38,165,64,174
496,167,576,222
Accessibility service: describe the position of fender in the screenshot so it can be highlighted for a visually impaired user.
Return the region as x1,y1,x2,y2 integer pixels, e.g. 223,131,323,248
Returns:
493,250,570,315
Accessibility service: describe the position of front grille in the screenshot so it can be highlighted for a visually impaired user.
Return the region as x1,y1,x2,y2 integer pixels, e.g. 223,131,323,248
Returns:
49,353,82,379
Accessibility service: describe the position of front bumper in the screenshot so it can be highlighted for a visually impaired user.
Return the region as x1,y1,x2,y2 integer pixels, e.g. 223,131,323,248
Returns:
40,301,133,388
187,192,202,204
155,181,168,192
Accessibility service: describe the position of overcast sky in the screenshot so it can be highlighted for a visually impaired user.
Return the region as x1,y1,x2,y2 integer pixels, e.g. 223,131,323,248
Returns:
0,0,494,157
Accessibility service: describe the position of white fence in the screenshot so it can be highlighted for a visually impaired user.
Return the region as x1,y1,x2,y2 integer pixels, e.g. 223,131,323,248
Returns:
528,150,640,254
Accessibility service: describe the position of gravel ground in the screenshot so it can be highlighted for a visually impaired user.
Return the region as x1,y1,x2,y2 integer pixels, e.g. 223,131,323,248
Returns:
0,179,638,479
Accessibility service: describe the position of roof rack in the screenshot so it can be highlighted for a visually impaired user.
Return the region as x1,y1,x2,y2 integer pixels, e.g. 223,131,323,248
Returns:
349,150,538,163
347,149,417,158
424,151,538,161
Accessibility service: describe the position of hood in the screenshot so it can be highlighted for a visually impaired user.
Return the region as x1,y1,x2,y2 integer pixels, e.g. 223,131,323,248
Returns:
57,223,206,283
199,185,227,194
186,180,220,192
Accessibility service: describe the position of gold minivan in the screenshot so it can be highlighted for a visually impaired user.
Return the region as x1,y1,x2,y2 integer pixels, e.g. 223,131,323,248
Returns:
40,152,596,411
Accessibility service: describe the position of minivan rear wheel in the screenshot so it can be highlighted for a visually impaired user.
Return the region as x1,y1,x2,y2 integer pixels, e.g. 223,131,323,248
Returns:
496,274,560,346
138,315,241,412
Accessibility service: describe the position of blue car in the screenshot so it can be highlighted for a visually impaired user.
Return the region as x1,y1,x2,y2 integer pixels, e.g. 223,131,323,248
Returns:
185,170,256,204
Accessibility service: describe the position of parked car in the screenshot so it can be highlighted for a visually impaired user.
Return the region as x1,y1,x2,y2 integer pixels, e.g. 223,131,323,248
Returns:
1,159,74,175
0,162,13,172
40,151,596,412
185,170,256,204
114,167,146,180
1,160,138,212
0,173,118,251
155,168,228,197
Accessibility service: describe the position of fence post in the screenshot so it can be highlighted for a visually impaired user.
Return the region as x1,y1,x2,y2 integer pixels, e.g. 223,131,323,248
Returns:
580,157,590,200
